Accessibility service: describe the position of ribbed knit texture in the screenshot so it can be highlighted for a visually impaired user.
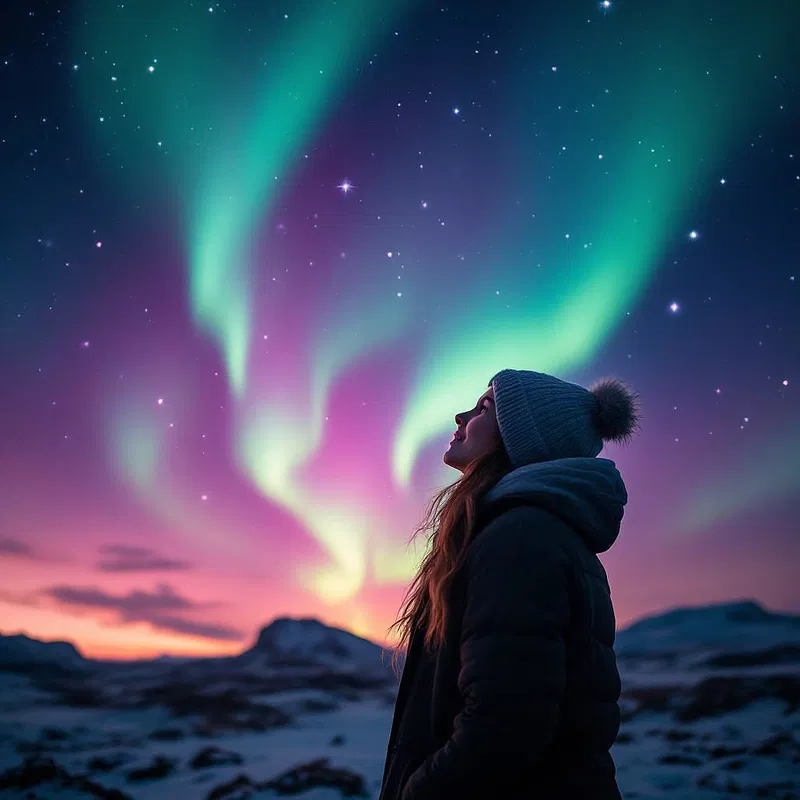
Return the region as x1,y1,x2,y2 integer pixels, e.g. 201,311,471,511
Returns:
489,369,603,468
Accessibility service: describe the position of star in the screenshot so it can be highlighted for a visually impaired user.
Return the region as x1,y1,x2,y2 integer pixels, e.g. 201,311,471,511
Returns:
669,301,680,313
453,107,460,115
157,398,164,405
337,179,354,194
688,230,699,240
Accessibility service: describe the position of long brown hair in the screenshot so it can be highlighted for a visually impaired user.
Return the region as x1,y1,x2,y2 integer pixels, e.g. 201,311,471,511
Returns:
385,445,513,677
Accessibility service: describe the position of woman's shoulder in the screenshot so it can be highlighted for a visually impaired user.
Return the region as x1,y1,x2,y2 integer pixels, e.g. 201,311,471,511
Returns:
469,502,576,565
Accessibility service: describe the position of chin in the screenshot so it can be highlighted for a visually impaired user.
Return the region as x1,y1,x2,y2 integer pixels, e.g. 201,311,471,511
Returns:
443,449,466,471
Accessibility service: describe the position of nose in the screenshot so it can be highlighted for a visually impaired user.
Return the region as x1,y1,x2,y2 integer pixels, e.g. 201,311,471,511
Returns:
455,411,466,427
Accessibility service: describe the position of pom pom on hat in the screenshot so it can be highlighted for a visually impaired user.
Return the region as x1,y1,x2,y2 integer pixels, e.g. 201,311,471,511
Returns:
490,368,642,468
589,377,641,445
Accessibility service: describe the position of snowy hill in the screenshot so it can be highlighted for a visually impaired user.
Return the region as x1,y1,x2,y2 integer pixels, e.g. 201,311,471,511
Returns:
239,617,389,674
0,631,86,672
615,599,800,661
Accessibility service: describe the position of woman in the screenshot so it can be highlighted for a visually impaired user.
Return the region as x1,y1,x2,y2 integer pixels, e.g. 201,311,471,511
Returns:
379,368,640,800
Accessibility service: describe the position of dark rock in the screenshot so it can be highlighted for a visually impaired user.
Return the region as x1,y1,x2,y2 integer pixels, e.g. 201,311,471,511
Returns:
676,675,800,722
724,759,747,771
709,745,748,759
752,732,799,758
40,727,70,741
625,686,675,715
658,753,702,766
126,755,176,782
262,758,368,797
87,753,131,773
664,729,694,742
148,727,185,741
207,774,259,800
205,759,369,799
0,755,133,799
329,734,346,746
190,746,244,770
301,697,340,713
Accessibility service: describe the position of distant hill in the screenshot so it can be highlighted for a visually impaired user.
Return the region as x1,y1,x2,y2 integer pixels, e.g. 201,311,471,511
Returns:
237,616,390,676
0,631,86,672
3,599,798,674
615,599,800,659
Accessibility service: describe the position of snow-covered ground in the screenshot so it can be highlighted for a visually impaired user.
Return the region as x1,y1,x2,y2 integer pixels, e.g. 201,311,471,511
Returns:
1,601,797,799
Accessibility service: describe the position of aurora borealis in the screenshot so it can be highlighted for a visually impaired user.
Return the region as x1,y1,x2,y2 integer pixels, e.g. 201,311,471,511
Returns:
1,0,798,659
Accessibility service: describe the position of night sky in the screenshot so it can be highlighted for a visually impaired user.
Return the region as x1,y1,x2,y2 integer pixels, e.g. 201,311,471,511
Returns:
1,0,798,660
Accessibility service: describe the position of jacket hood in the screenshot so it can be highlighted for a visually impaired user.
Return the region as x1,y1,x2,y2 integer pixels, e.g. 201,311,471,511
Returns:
480,457,628,553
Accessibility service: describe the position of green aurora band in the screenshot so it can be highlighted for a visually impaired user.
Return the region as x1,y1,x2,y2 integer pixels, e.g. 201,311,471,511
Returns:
392,7,794,487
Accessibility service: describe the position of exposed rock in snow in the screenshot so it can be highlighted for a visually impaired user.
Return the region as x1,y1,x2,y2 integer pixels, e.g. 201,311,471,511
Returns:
0,755,132,799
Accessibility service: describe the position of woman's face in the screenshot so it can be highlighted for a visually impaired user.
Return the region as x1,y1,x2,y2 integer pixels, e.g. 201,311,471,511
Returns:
443,385,502,472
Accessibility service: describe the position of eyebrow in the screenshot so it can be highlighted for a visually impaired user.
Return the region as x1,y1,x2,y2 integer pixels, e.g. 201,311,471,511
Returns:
481,396,495,405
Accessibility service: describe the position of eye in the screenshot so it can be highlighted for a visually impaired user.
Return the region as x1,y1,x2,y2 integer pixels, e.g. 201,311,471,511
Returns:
480,404,489,413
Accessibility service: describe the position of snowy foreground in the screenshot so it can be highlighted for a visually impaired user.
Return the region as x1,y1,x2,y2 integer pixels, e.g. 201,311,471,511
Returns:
0,602,798,799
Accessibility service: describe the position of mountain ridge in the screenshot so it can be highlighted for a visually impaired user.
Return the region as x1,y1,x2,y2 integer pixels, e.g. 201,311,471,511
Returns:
2,598,798,668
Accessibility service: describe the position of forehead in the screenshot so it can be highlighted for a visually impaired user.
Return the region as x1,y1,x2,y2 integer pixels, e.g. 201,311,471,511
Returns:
478,386,495,401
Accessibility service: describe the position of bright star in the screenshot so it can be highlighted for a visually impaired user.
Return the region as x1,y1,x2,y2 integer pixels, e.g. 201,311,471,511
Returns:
688,230,699,240
453,107,460,115
337,179,354,194
669,301,680,313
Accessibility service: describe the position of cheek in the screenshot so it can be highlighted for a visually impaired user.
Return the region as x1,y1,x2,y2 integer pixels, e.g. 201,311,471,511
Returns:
468,416,493,444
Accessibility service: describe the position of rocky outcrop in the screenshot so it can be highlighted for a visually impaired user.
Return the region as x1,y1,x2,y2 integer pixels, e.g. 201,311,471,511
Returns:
0,756,132,799
207,757,369,799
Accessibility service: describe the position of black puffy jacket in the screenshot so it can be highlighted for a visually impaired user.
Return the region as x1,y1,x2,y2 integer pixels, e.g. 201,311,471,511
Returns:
379,456,628,800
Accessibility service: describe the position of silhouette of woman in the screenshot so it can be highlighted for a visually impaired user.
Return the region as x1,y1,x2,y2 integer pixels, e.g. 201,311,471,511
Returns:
379,368,641,800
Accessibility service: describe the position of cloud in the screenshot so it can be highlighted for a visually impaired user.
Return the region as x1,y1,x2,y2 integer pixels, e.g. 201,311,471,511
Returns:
0,538,36,559
0,589,41,608
96,544,192,573
45,583,243,643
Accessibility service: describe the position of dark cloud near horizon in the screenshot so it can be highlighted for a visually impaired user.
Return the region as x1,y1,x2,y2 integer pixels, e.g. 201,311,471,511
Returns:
96,544,192,573
45,583,244,642
0,538,36,558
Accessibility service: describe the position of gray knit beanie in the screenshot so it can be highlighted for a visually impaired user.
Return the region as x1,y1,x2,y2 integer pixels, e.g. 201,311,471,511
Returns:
489,369,641,468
